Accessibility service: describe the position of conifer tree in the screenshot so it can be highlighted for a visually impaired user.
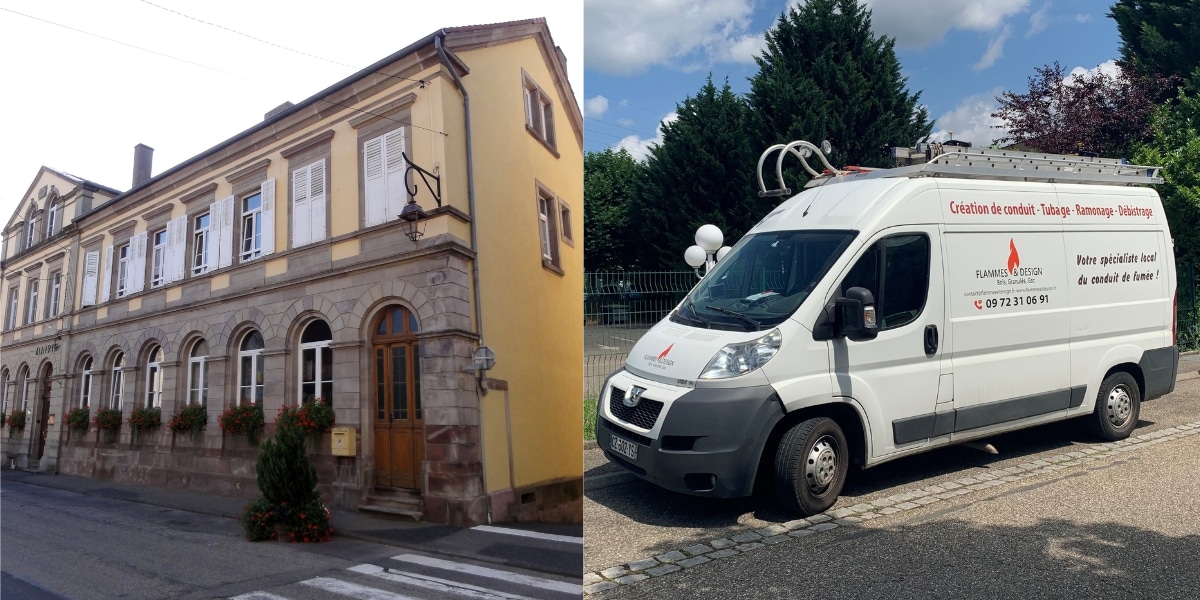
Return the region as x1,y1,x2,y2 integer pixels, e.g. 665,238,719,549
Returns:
748,0,931,184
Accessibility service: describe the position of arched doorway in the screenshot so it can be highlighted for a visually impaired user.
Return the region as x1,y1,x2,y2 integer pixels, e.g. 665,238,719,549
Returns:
34,363,52,461
371,306,423,490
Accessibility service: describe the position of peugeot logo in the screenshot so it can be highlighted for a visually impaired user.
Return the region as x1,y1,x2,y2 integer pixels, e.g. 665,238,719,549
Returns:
623,385,646,408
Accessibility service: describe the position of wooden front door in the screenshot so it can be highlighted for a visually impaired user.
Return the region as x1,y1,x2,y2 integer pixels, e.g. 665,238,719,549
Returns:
371,306,423,490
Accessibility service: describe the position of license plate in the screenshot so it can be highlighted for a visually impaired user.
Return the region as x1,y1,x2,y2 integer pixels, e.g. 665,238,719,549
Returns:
609,434,639,462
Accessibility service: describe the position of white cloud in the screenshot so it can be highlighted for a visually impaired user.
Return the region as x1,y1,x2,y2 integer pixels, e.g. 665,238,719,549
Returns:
584,0,758,75
862,0,1029,48
1068,59,1120,80
617,118,635,127
1027,2,1050,37
927,88,1007,148
1074,13,1091,23
585,95,610,118
614,112,678,160
972,25,1011,71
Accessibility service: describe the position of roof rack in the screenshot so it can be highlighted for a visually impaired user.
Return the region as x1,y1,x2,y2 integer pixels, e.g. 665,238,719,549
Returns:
756,141,1163,196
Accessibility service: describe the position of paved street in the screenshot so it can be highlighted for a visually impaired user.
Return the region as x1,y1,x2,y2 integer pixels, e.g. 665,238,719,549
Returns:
0,471,582,600
584,363,1200,598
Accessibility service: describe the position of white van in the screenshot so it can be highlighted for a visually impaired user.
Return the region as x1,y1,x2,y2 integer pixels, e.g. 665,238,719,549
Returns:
596,143,1179,515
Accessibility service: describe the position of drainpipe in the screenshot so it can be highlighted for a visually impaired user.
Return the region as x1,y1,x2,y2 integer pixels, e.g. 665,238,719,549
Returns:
435,31,491,524
434,33,485,388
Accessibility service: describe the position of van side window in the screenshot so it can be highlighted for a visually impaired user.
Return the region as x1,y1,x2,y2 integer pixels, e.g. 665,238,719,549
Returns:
842,234,930,330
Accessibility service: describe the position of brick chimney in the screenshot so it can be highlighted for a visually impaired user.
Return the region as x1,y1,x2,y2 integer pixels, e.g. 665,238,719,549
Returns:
132,143,154,188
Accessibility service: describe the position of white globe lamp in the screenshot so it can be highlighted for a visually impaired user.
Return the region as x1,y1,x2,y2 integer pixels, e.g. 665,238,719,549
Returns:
695,224,723,252
716,246,732,262
684,245,707,268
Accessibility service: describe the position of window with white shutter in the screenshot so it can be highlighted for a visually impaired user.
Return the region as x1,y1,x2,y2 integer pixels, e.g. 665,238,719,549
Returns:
100,245,114,303
116,243,131,298
216,196,235,269
193,212,211,275
81,251,99,307
6,286,18,329
292,160,327,247
151,229,167,287
166,215,187,283
26,281,39,324
48,272,61,317
260,178,275,258
133,232,148,292
363,128,407,227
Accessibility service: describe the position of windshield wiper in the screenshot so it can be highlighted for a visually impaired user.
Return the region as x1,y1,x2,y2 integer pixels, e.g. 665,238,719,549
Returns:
705,305,761,330
685,298,712,327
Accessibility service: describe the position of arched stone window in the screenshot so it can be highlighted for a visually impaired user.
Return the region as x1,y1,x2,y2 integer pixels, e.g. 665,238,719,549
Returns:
144,346,164,408
188,339,209,406
78,357,95,408
0,369,9,414
238,331,264,405
299,320,333,405
109,353,125,409
18,365,32,412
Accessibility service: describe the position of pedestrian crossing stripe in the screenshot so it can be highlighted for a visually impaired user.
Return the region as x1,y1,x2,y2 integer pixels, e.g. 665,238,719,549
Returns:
390,554,583,596
472,525,583,545
299,576,417,599
349,564,532,599
229,592,290,600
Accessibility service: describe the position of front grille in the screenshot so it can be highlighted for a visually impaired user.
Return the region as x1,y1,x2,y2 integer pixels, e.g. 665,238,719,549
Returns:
608,386,664,430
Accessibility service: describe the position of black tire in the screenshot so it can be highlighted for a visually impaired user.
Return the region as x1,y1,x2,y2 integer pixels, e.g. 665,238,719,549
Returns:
774,417,849,515
1087,371,1141,441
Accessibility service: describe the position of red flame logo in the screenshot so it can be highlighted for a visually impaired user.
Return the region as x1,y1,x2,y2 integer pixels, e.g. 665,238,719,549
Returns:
1007,239,1020,274
658,344,675,360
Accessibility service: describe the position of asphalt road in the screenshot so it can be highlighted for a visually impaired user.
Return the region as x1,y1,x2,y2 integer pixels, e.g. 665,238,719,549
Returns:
584,371,1200,598
0,478,580,600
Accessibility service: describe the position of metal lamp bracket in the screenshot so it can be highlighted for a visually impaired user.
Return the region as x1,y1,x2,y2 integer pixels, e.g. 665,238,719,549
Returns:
402,151,443,208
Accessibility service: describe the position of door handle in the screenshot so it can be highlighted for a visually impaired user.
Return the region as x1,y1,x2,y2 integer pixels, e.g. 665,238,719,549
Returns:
924,324,939,356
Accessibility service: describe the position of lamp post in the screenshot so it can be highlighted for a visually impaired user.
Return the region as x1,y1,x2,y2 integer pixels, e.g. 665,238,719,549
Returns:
399,198,428,243
684,224,732,279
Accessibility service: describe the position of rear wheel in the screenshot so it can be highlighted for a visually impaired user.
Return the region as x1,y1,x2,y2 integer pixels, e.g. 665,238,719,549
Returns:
774,417,848,515
1087,371,1140,441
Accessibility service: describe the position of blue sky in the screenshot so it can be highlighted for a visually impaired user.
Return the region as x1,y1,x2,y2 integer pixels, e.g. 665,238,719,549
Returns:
583,0,1123,160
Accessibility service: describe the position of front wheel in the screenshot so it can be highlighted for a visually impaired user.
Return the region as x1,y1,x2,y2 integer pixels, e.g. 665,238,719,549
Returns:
1087,371,1141,441
774,417,848,515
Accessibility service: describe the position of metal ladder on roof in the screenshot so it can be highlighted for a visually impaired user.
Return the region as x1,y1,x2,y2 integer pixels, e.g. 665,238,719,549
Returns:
757,141,1164,197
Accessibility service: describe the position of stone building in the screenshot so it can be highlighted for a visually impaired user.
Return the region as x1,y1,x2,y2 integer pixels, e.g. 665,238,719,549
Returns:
0,19,583,526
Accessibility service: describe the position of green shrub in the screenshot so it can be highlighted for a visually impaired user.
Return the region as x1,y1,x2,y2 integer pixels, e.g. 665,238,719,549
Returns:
256,426,319,507
239,496,278,541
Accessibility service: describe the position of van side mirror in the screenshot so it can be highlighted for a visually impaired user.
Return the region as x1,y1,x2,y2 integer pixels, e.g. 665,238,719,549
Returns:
834,287,878,341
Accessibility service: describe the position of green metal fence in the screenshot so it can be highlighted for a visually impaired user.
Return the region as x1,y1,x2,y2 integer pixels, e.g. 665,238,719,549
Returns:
584,271,696,398
1178,263,1198,352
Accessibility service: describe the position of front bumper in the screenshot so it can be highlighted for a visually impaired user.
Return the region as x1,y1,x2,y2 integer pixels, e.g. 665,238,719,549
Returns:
595,373,784,498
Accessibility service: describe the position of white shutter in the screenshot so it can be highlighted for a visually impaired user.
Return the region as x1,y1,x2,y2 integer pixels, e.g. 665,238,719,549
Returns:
364,135,385,226
167,216,187,283
81,251,99,307
128,231,148,293
309,160,326,243
292,165,311,247
216,196,234,269
99,245,113,303
260,179,275,257
384,128,407,222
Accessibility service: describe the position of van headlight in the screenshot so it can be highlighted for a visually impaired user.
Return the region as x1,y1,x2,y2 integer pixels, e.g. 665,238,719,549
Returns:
699,329,782,379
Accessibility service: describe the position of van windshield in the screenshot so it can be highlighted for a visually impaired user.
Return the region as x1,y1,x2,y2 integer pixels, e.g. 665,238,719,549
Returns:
673,230,856,331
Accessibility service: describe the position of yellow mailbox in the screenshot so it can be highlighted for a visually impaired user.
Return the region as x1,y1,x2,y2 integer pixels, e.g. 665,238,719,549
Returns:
331,427,356,457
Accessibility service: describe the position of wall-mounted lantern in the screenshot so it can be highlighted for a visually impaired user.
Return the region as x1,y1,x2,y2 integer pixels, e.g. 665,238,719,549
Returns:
399,199,428,243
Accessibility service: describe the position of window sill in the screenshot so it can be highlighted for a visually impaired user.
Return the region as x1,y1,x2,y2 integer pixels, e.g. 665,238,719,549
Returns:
526,126,560,158
541,258,564,276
